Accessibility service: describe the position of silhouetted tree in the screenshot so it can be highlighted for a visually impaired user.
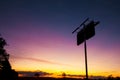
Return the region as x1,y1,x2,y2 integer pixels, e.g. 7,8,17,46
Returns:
107,75,113,80
34,73,40,77
0,36,18,80
62,72,66,78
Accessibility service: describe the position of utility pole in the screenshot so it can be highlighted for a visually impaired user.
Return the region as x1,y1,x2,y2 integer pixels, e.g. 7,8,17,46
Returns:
72,18,100,80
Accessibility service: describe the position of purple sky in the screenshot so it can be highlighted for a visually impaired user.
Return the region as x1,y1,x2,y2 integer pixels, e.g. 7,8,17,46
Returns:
0,0,120,76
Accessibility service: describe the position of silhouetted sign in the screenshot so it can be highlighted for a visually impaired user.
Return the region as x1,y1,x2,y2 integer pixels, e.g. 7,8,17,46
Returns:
77,21,99,45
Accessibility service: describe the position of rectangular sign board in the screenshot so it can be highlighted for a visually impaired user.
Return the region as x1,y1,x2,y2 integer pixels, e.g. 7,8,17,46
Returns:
77,21,96,45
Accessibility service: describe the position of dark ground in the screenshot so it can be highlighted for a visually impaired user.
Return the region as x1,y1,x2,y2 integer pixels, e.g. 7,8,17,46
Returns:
17,77,120,80
17,77,84,80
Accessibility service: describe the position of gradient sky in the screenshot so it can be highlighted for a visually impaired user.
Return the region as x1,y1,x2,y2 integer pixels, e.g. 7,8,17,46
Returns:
0,0,120,77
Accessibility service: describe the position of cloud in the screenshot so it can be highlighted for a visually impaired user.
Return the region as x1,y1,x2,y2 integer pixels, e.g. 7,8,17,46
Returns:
18,71,51,77
11,55,73,66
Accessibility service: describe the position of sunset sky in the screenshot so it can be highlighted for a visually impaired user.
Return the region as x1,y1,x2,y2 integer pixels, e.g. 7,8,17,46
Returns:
0,0,120,77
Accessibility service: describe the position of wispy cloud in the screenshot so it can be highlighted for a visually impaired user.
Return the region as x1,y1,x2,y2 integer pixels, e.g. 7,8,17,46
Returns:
11,55,73,67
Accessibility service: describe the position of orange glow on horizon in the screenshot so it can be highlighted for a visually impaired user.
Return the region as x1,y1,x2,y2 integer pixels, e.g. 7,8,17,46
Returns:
11,52,120,77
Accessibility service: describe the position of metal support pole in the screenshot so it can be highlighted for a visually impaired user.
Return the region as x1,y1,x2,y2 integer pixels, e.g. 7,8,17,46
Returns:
84,39,88,80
